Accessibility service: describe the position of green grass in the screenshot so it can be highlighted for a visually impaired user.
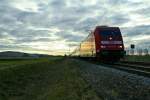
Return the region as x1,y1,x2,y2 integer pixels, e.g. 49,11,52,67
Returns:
123,55,150,62
0,57,100,100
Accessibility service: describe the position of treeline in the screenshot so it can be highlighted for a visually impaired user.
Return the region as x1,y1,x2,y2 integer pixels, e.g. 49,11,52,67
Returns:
126,48,149,56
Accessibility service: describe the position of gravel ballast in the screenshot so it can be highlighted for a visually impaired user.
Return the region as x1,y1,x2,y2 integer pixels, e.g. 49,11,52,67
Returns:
74,59,150,100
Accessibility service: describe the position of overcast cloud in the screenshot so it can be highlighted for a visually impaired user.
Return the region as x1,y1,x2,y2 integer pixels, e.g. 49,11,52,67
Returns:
0,0,150,55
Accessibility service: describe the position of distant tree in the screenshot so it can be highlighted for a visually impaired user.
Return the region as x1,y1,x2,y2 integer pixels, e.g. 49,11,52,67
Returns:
23,53,30,57
64,54,67,57
130,49,134,55
137,49,143,56
143,49,149,55
126,50,130,55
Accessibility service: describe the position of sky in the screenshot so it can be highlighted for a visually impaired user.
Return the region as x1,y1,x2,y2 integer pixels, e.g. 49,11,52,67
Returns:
0,0,150,55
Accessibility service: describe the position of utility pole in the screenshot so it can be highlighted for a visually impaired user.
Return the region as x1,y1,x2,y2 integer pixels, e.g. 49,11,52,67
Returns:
68,44,71,56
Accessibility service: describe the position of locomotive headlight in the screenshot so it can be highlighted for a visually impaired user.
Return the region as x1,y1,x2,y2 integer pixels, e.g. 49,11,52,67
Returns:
109,37,112,40
101,45,106,48
119,45,123,48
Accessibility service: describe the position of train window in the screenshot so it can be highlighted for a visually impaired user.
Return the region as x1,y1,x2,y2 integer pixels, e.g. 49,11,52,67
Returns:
100,29,121,40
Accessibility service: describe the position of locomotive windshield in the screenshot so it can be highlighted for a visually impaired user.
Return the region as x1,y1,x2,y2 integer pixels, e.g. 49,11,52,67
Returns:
100,29,122,41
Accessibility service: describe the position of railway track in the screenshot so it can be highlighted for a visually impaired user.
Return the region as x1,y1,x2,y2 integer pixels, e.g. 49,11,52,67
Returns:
90,60,150,78
119,61,150,67
110,63,150,77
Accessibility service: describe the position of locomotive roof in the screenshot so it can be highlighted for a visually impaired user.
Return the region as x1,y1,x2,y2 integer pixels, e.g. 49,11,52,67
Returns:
95,26,119,29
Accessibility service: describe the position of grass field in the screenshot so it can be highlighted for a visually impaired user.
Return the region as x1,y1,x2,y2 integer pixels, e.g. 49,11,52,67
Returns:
123,55,150,62
0,57,100,100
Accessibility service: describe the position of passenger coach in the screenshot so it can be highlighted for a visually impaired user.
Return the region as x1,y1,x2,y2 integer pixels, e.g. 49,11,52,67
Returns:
71,26,125,62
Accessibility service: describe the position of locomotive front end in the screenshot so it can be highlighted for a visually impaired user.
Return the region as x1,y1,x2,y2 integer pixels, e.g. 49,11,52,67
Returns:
94,26,125,61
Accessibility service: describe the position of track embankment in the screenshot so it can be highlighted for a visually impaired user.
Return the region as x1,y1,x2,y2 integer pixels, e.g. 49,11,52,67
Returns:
74,59,150,100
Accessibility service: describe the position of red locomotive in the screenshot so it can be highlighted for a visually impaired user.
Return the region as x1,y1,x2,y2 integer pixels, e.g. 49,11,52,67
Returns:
71,26,125,62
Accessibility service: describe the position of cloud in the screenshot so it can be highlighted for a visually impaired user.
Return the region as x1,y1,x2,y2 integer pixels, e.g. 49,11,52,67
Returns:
121,25,150,49
0,0,150,55
121,25,150,36
133,6,150,17
56,31,84,42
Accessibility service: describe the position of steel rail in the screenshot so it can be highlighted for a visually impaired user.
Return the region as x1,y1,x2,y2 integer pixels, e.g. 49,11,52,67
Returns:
81,59,150,78
120,61,150,66
102,63,150,78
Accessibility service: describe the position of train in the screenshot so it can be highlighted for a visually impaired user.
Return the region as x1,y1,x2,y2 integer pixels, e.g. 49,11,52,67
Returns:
71,26,126,62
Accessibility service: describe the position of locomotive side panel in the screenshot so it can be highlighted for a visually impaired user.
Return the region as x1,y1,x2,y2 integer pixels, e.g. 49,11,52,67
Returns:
94,28,101,55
